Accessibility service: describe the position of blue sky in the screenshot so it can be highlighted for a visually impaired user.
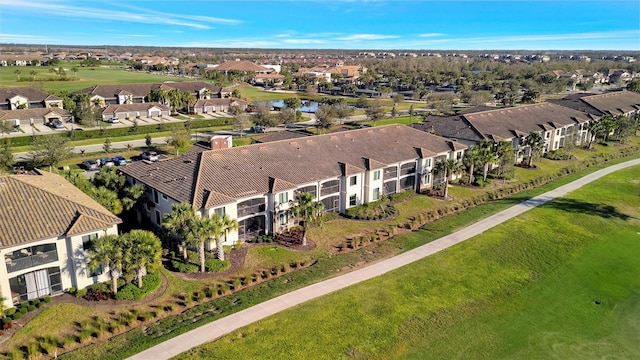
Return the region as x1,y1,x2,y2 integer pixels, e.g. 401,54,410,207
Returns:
1,1,639,50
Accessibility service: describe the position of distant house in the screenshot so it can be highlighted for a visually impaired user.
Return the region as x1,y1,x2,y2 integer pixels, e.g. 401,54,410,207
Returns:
0,107,73,126
0,171,121,309
72,82,222,106
120,126,467,247
0,87,63,110
607,69,632,84
189,98,247,115
550,91,640,117
100,102,171,121
212,60,272,74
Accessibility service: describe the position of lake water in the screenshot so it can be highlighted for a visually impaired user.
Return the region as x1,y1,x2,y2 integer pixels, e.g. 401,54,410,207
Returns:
270,100,319,112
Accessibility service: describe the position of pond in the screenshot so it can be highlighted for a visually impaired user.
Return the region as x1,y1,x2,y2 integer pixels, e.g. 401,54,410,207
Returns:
270,100,319,112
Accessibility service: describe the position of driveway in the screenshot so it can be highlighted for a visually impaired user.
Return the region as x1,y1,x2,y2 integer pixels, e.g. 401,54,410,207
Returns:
127,158,640,360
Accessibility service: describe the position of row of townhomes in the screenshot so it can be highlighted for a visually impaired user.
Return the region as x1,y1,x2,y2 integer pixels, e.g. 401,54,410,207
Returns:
412,91,640,163
0,171,121,309
120,125,467,247
0,82,247,128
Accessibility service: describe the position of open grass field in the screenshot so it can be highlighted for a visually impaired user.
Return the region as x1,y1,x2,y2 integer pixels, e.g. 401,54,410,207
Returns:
0,66,188,93
175,165,640,360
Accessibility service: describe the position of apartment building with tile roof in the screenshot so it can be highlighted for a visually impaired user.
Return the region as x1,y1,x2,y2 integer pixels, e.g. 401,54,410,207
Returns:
0,87,63,111
121,125,466,247
0,171,121,308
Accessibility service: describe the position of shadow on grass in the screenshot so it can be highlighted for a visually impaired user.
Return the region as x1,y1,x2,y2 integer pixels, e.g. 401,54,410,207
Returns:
541,198,633,221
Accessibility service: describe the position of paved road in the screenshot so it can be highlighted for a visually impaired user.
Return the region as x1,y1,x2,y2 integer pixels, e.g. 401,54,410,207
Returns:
127,158,640,360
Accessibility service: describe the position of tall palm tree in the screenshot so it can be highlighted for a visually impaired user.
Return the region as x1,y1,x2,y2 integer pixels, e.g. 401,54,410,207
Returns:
523,132,545,167
211,214,238,261
163,202,197,261
29,70,37,81
192,216,216,272
88,234,128,295
495,140,515,183
288,192,324,246
585,120,601,149
462,145,482,184
432,158,463,199
125,230,162,287
477,139,498,181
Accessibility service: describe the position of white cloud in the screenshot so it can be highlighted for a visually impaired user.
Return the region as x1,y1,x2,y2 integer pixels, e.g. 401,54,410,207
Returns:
1,0,240,30
0,33,52,43
337,34,399,41
418,33,445,38
283,39,327,44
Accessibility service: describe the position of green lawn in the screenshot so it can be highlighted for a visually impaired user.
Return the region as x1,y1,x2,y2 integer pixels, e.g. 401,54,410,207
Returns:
0,66,190,94
174,165,640,360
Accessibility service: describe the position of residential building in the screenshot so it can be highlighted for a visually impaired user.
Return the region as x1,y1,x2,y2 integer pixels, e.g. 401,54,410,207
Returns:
0,107,73,126
411,102,595,162
100,102,171,121
0,87,63,111
120,125,466,249
72,82,222,106
549,91,640,117
0,171,121,309
189,98,247,115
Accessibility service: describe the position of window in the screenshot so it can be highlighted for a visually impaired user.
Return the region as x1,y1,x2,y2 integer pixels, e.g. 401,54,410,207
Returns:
400,176,415,190
321,195,340,213
350,176,357,186
214,207,225,217
561,128,566,136
555,129,560,136
162,193,168,200
372,187,380,200
373,170,381,181
349,194,357,206
546,131,550,138
278,192,288,204
456,152,462,160
155,210,161,225
423,173,431,185
153,189,159,203
296,185,317,198
278,212,288,227
4,244,59,273
424,158,431,168
82,233,99,251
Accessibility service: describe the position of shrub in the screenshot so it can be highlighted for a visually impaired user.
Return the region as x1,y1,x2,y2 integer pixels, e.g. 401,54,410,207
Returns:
474,178,492,187
11,312,22,320
5,307,16,316
169,259,200,273
26,305,36,312
205,259,231,273
114,272,161,300
76,288,87,298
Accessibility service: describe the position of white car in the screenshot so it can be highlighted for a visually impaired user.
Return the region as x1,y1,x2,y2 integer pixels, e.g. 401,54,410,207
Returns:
106,118,120,124
141,151,158,162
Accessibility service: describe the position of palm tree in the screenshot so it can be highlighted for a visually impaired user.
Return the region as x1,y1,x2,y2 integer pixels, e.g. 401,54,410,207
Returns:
71,67,79,79
14,69,21,80
163,202,197,261
432,158,463,199
477,139,498,181
211,214,238,261
462,145,482,184
29,70,37,81
125,230,162,287
192,216,216,272
523,132,545,167
288,192,324,246
495,140,515,183
88,234,128,295
585,120,601,149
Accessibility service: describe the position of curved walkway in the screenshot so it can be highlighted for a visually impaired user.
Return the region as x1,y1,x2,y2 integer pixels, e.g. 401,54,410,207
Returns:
128,158,640,360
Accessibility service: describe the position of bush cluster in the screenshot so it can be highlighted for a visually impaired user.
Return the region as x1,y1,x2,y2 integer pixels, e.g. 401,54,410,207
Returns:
114,272,162,300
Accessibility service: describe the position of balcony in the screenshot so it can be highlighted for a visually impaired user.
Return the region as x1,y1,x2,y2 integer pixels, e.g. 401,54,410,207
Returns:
5,250,59,273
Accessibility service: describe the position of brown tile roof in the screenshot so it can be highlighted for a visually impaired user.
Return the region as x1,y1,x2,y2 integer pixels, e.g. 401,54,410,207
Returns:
0,87,59,103
0,107,72,121
462,102,591,139
122,125,466,209
0,171,121,248
193,98,246,108
101,102,170,114
254,130,310,143
158,81,221,94
214,60,270,72
579,91,640,116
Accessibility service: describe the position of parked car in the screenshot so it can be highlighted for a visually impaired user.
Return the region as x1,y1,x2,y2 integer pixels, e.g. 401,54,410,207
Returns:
249,126,265,133
100,157,115,167
112,155,127,166
141,151,158,162
49,119,64,129
105,118,120,124
82,159,99,171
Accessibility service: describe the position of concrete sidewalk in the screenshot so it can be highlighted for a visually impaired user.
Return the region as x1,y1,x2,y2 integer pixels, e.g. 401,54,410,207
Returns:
128,158,640,360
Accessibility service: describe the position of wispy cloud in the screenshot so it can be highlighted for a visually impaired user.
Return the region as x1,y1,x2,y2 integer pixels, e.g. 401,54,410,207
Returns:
0,33,52,43
419,33,445,38
337,34,398,41
282,39,327,44
1,0,240,30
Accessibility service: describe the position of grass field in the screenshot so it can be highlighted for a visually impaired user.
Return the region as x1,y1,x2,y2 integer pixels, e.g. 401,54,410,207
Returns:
0,66,189,93
175,165,640,360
